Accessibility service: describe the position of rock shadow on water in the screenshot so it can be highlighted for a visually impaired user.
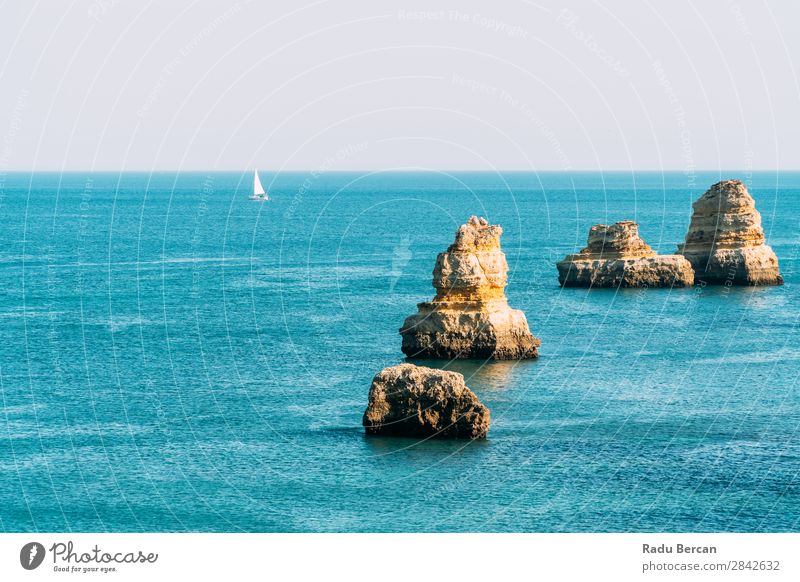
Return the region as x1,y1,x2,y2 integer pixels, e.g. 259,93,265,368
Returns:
361,431,491,458
552,285,674,312
694,283,782,302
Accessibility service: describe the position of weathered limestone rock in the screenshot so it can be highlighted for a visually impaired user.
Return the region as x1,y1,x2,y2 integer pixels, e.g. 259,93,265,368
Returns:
557,221,694,288
362,364,490,439
400,216,540,360
677,180,783,285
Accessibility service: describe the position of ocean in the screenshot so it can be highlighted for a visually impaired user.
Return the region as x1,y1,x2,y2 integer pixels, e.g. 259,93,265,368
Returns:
1,170,798,532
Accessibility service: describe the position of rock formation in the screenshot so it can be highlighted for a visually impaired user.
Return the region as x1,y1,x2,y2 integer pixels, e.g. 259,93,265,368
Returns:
677,180,783,285
362,364,490,439
557,220,695,288
400,216,540,360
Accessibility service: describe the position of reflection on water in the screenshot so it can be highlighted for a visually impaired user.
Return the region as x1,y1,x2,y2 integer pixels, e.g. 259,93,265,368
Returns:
405,357,538,391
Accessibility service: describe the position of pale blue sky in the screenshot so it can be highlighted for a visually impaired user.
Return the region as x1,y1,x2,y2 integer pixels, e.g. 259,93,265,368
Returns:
0,0,798,171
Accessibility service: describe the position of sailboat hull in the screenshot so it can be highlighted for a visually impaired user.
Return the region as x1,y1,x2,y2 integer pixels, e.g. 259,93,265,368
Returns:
251,170,268,200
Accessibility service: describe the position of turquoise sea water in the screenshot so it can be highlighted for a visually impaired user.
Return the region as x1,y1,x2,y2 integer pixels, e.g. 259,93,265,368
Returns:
1,170,798,532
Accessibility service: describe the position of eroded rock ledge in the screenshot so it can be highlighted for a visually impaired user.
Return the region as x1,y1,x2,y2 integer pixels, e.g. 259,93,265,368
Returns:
400,216,540,360
557,220,694,288
677,180,783,286
362,364,490,439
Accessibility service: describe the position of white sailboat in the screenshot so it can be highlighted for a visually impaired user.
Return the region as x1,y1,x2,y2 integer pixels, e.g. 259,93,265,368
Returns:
249,169,269,201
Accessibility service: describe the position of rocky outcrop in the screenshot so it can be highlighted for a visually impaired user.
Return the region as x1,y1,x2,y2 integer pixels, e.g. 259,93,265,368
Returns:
677,180,783,285
557,221,694,288
362,364,490,439
400,216,540,360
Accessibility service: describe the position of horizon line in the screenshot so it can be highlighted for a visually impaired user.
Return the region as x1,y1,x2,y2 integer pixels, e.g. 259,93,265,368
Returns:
2,168,799,174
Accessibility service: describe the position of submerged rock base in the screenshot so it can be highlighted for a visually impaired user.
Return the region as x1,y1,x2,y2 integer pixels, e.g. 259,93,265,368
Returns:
401,300,540,360
558,256,695,288
557,221,694,288
400,216,540,360
362,364,490,439
677,180,783,286
681,247,783,286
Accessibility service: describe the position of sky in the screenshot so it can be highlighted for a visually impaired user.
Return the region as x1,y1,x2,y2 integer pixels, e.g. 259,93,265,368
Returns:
0,0,798,172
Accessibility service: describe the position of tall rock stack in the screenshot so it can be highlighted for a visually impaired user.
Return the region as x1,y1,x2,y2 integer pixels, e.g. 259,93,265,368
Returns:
677,180,783,285
557,221,694,288
400,216,540,360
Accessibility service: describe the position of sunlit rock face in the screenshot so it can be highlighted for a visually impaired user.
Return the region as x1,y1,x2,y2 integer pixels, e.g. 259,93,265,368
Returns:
400,216,540,360
557,220,694,288
677,180,783,286
362,364,490,439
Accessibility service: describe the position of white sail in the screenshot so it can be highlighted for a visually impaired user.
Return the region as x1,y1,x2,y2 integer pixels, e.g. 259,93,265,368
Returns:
253,170,266,196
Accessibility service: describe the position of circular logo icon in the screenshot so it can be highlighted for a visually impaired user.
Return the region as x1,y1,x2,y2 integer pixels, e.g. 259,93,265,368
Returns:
20,542,45,570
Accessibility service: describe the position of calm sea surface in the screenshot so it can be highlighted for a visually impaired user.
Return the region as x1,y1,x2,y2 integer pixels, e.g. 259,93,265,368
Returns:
1,171,798,532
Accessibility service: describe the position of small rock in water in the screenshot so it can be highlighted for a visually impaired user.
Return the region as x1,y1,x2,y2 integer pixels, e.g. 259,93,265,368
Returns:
362,363,490,439
557,220,694,288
